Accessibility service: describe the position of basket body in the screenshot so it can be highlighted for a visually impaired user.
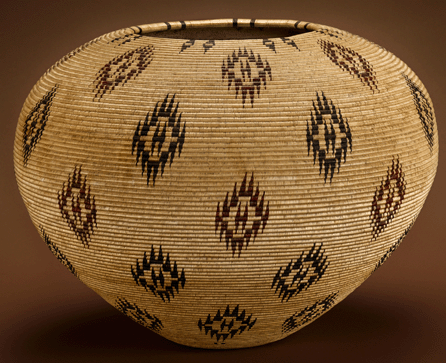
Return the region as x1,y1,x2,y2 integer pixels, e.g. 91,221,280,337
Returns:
14,19,438,349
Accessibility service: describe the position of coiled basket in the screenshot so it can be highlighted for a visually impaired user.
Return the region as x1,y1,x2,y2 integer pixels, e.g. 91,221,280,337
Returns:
14,18,438,349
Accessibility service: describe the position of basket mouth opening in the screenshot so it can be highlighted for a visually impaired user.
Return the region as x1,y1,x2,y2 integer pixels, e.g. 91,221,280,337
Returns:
150,27,310,40
139,19,315,40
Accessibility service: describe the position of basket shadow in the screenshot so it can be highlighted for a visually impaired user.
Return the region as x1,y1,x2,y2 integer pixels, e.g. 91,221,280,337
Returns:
10,294,423,363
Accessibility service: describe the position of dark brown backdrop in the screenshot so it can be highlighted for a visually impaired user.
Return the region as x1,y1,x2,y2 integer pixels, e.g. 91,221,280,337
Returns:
1,1,445,362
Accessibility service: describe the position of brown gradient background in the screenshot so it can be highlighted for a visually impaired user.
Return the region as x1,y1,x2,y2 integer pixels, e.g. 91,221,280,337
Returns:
1,0,445,362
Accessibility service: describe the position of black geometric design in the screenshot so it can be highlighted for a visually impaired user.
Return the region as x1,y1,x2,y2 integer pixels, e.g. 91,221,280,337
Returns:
371,157,406,241
109,33,143,46
93,44,154,100
316,29,342,39
58,166,97,248
115,297,163,332
215,173,269,257
263,39,276,53
132,94,186,186
306,92,352,183
222,48,272,107
178,39,215,54
318,39,378,92
282,292,338,334
131,245,186,302
179,39,195,53
22,85,58,165
403,74,435,153
39,226,78,277
281,37,299,50
198,305,257,344
203,40,216,53
373,220,415,272
272,243,329,302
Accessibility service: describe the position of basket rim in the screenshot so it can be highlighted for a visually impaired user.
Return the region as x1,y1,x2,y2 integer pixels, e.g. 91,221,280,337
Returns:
131,18,323,36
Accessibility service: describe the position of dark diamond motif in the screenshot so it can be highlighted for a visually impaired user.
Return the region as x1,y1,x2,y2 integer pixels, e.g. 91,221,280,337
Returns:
307,92,352,183
40,226,78,277
373,220,415,272
281,37,299,50
132,94,185,186
93,44,154,100
215,173,269,257
22,85,58,165
272,243,329,302
58,166,97,248
319,39,378,92
131,245,186,302
222,48,272,107
115,297,163,332
263,39,276,53
282,292,338,334
371,157,406,241
198,305,257,344
403,74,435,153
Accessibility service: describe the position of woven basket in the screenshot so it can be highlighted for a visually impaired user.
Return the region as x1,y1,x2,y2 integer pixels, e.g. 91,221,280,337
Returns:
14,18,438,349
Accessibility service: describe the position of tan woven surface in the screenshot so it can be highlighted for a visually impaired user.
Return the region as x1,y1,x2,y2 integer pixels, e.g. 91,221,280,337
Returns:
13,18,438,349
